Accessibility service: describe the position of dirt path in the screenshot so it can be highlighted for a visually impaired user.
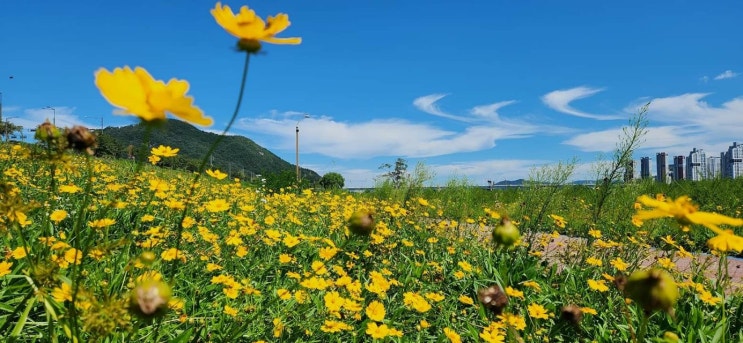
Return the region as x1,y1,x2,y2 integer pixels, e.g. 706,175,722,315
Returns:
534,233,743,292
460,223,743,294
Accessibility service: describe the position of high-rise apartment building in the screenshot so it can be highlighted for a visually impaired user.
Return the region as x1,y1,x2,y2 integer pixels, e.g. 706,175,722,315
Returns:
673,156,685,181
686,148,706,181
707,156,721,179
640,157,651,179
723,142,743,178
656,152,668,183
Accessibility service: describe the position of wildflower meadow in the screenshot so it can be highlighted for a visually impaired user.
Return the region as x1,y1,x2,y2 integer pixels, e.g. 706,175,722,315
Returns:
2,3,743,342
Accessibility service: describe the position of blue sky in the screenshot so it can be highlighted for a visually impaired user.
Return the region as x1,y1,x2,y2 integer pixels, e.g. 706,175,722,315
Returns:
1,1,742,187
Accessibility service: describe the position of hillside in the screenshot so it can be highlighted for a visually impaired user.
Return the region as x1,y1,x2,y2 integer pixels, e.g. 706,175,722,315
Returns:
96,120,320,182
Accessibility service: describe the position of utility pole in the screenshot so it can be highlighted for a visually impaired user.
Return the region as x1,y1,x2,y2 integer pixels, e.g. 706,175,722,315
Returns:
295,114,310,184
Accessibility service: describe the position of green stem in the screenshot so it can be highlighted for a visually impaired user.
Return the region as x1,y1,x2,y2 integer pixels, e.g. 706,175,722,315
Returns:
168,52,252,281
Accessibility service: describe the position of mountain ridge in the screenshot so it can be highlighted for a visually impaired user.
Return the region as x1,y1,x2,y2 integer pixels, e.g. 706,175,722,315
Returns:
97,119,321,182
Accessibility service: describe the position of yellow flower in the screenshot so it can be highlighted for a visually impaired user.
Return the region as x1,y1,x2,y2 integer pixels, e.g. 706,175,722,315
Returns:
148,155,161,165
521,280,542,292
443,327,462,343
458,295,475,305
365,322,389,340
634,195,743,233
205,199,230,213
211,2,301,53
527,303,550,319
206,169,228,180
224,305,239,317
498,312,526,331
95,66,213,126
505,286,524,299
11,247,28,259
698,290,722,306
585,256,603,267
365,300,385,322
581,307,598,315
151,145,179,157
324,291,345,313
51,282,73,302
549,214,567,228
0,261,13,277
50,209,68,223
403,292,432,313
58,184,82,194
610,257,629,272
321,320,353,333
272,317,284,338
278,254,293,264
276,289,292,300
161,248,186,262
88,218,116,229
587,279,609,292
588,228,602,238
707,230,743,253
64,248,83,266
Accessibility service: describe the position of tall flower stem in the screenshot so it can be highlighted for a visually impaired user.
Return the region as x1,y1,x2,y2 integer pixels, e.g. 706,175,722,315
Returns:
167,52,251,281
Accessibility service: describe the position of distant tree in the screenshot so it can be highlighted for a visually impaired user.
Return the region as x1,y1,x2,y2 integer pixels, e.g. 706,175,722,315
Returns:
94,133,125,158
264,170,303,192
0,121,22,141
379,158,408,188
319,172,345,189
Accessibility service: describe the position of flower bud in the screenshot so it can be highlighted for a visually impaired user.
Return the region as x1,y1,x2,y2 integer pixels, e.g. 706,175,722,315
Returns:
492,217,520,247
138,251,157,266
129,279,172,318
348,210,374,235
624,268,678,315
35,120,63,143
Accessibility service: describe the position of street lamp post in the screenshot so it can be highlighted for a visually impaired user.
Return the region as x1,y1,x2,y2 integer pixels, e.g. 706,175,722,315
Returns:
295,114,310,184
83,116,104,131
44,106,56,125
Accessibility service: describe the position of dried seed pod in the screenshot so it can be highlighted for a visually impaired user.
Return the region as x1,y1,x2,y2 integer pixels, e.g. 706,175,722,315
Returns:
560,304,583,326
477,285,508,315
65,125,97,155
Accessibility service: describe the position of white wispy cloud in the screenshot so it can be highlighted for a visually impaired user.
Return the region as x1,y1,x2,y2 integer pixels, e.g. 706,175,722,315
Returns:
412,94,473,122
234,94,562,160
566,93,743,156
714,70,738,80
235,115,535,159
542,86,623,120
5,107,105,135
470,100,517,119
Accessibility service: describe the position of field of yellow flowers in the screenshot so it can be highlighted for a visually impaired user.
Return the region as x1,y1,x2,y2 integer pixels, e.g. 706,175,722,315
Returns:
2,2,743,342
2,139,743,342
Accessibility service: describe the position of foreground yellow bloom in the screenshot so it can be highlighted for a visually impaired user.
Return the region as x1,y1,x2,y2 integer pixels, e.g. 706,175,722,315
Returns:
211,2,301,53
95,66,213,126
634,195,743,234
707,230,743,253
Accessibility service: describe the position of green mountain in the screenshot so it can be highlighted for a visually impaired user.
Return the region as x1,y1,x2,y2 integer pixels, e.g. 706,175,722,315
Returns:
96,119,320,182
